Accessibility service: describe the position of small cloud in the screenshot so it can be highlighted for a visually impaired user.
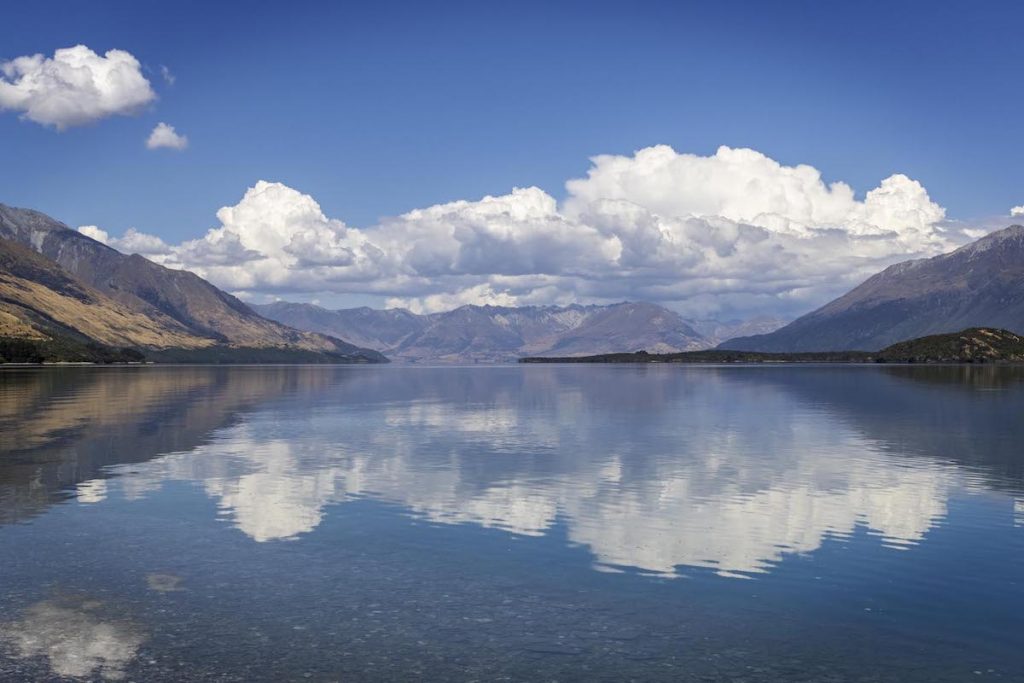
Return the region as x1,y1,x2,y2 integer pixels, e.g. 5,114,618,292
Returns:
146,122,188,150
0,45,155,130
115,227,174,255
1011,205,1024,217
77,225,111,244
160,65,175,85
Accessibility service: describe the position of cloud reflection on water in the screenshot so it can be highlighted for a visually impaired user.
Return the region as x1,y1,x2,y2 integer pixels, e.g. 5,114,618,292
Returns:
0,597,145,681
101,367,967,577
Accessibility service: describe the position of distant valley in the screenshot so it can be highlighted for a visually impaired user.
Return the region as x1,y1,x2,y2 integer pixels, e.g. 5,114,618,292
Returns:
253,301,787,363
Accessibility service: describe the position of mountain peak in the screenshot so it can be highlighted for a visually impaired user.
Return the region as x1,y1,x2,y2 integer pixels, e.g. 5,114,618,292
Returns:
953,224,1024,255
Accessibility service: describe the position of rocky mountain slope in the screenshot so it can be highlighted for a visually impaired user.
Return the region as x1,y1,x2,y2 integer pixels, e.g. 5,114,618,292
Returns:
0,204,385,363
0,238,211,349
721,225,1024,352
255,301,709,363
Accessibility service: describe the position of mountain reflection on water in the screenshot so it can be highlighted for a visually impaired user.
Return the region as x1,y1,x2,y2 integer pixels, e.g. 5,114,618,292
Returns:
3,364,1023,578
0,366,342,524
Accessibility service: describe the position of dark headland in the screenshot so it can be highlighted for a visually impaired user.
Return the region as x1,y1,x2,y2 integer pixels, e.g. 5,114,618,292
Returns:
520,328,1024,365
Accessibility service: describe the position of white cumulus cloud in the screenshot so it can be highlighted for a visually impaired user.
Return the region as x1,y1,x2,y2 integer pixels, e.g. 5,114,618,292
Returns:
387,284,522,314
0,45,155,130
563,145,946,238
146,122,187,150
1011,205,1024,217
87,145,968,318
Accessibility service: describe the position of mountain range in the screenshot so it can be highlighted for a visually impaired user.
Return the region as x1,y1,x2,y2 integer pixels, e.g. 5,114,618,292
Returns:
0,204,386,363
253,301,787,363
4,198,1024,362
721,224,1024,352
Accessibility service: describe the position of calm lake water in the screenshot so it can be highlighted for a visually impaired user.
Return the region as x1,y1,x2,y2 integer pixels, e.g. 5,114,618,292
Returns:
1,364,1023,681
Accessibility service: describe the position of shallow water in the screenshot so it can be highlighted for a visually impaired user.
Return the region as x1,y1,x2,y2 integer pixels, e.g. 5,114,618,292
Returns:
1,364,1023,681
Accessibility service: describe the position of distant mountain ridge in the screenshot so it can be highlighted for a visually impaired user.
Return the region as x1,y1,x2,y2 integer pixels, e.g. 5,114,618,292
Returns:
0,203,386,363
721,225,1024,352
685,316,789,347
254,301,739,363
522,328,1024,364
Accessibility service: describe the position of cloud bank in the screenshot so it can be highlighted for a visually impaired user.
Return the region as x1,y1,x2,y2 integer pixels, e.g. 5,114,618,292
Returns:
84,145,966,317
146,122,187,150
0,45,155,129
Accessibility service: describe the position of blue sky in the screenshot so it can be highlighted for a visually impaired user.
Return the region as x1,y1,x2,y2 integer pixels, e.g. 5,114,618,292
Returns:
2,1,1023,315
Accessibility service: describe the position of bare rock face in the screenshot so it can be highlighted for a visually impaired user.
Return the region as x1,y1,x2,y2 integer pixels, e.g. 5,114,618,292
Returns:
255,301,710,363
0,204,386,362
721,225,1024,352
